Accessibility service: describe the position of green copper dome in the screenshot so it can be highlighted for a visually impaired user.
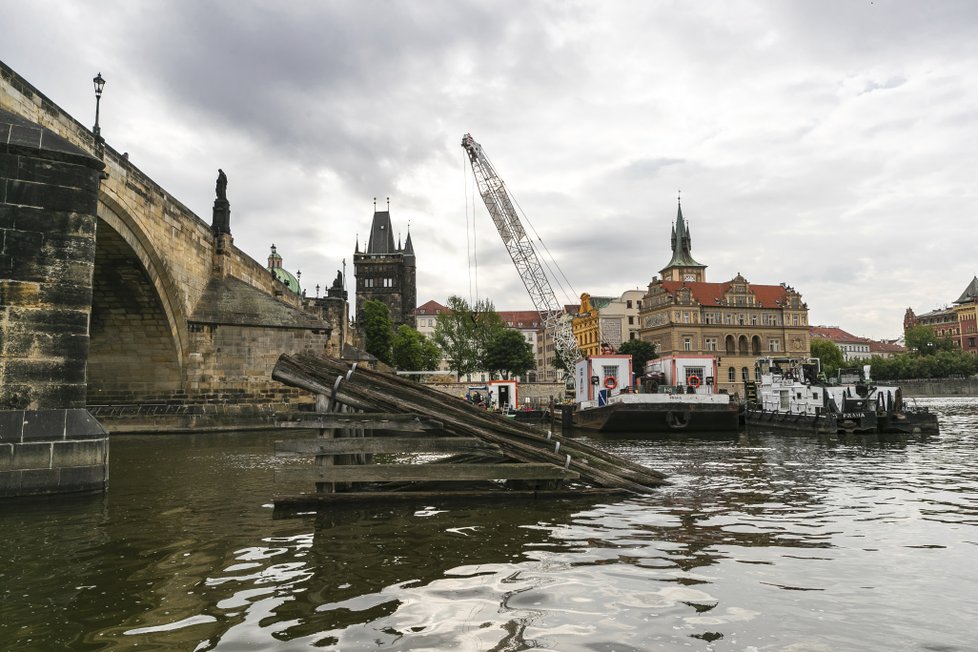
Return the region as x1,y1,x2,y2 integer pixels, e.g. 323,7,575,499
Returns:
271,267,300,294
266,244,300,294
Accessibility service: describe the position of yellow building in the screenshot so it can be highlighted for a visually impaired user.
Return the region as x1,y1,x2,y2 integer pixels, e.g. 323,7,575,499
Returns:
638,201,810,396
573,293,602,358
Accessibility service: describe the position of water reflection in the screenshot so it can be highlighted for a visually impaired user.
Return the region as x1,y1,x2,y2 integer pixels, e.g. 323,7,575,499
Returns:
0,399,976,650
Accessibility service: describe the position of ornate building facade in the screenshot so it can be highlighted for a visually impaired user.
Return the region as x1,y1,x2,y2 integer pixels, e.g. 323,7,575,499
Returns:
905,276,978,353
572,290,645,358
353,204,416,326
638,201,810,395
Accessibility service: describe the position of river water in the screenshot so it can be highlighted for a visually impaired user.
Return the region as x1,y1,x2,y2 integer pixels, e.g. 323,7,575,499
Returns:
1,397,976,651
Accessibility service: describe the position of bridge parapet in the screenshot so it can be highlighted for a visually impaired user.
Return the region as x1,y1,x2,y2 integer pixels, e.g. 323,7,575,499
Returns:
2,62,338,428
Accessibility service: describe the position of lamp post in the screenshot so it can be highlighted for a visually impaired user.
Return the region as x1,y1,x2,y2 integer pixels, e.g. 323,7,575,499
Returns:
92,72,105,153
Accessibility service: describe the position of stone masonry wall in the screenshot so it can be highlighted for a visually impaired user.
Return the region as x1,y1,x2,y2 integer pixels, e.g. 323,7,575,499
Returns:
1,112,102,410
0,409,108,497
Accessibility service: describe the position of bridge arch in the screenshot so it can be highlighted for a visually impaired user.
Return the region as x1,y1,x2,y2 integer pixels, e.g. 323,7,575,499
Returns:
87,194,188,404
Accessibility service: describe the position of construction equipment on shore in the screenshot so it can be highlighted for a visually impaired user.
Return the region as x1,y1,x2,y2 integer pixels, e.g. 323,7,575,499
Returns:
461,133,582,373
272,353,667,509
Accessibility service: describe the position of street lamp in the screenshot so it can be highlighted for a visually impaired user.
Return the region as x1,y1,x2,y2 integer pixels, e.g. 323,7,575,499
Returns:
92,72,105,147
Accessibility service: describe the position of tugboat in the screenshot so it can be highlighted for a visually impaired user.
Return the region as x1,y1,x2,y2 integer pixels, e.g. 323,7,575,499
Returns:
743,357,938,435
569,353,740,433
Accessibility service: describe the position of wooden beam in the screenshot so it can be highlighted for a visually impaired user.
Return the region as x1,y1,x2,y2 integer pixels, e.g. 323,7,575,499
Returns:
276,463,579,483
273,487,628,508
276,413,444,431
276,437,498,455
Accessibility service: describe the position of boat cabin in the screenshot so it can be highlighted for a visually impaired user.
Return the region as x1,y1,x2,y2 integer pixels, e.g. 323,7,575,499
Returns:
574,355,632,404
487,379,519,411
643,354,721,395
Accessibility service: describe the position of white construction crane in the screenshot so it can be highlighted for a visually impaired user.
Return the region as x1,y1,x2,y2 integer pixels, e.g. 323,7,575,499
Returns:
461,133,583,373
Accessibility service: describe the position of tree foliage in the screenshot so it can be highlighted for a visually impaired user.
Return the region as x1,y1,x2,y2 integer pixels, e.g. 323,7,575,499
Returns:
391,325,441,371
483,328,536,379
810,338,845,378
361,299,393,365
471,300,506,369
432,296,478,380
860,350,978,381
433,296,514,380
617,339,658,375
904,325,956,356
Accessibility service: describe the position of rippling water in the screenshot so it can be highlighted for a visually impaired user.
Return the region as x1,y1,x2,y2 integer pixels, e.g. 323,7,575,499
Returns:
1,398,976,651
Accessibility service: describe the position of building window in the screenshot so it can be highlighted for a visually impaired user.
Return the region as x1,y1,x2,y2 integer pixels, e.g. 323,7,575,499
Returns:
741,366,749,381
705,337,718,351
750,314,758,326
683,337,692,351
626,300,633,309
769,338,781,352
738,314,745,325
727,367,736,382
628,316,634,325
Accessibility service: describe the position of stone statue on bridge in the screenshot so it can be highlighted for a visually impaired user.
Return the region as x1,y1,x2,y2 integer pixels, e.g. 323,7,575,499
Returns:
212,169,231,236
216,169,228,201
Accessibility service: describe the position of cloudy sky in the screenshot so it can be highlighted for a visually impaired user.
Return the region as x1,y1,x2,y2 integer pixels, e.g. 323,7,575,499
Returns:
3,0,976,339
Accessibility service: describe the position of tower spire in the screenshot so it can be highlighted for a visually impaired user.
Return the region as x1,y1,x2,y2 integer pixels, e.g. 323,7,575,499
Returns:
660,196,706,281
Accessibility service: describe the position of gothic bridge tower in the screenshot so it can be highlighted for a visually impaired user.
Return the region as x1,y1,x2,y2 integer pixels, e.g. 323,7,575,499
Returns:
353,200,416,326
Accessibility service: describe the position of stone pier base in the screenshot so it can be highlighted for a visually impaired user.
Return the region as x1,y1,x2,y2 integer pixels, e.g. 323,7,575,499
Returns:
0,409,108,498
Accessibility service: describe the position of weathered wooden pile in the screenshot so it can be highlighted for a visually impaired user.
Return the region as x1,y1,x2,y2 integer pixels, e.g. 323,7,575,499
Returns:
272,353,667,508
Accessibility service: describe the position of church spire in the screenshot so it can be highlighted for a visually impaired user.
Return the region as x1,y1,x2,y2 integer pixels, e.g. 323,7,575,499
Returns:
660,196,706,282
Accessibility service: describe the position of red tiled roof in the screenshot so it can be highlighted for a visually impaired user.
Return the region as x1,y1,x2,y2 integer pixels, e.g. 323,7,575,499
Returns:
658,280,790,308
870,340,906,353
810,325,870,344
412,299,448,315
498,310,543,329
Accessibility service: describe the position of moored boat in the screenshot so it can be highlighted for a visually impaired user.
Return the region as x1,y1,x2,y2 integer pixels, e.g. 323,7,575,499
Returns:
743,357,938,435
569,354,740,433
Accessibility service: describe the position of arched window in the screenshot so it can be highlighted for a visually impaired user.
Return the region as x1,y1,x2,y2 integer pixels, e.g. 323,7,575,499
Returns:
725,335,736,354
741,366,749,381
738,335,749,354
727,367,736,382
751,335,762,355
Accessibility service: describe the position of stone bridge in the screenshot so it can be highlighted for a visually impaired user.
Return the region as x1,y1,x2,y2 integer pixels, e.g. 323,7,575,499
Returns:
1,62,346,495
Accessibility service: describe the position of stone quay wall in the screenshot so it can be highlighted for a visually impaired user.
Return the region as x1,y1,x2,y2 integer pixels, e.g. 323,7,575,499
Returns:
428,381,566,405
0,409,108,498
897,378,978,398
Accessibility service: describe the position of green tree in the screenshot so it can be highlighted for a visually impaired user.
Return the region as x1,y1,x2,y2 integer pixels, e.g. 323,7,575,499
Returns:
419,335,442,371
905,325,955,356
484,328,536,379
433,296,479,380
471,298,505,369
433,296,510,380
361,299,393,365
391,325,441,371
617,339,658,376
810,338,844,378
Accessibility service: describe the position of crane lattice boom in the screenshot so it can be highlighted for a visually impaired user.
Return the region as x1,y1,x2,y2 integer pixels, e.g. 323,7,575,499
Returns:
461,133,582,371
